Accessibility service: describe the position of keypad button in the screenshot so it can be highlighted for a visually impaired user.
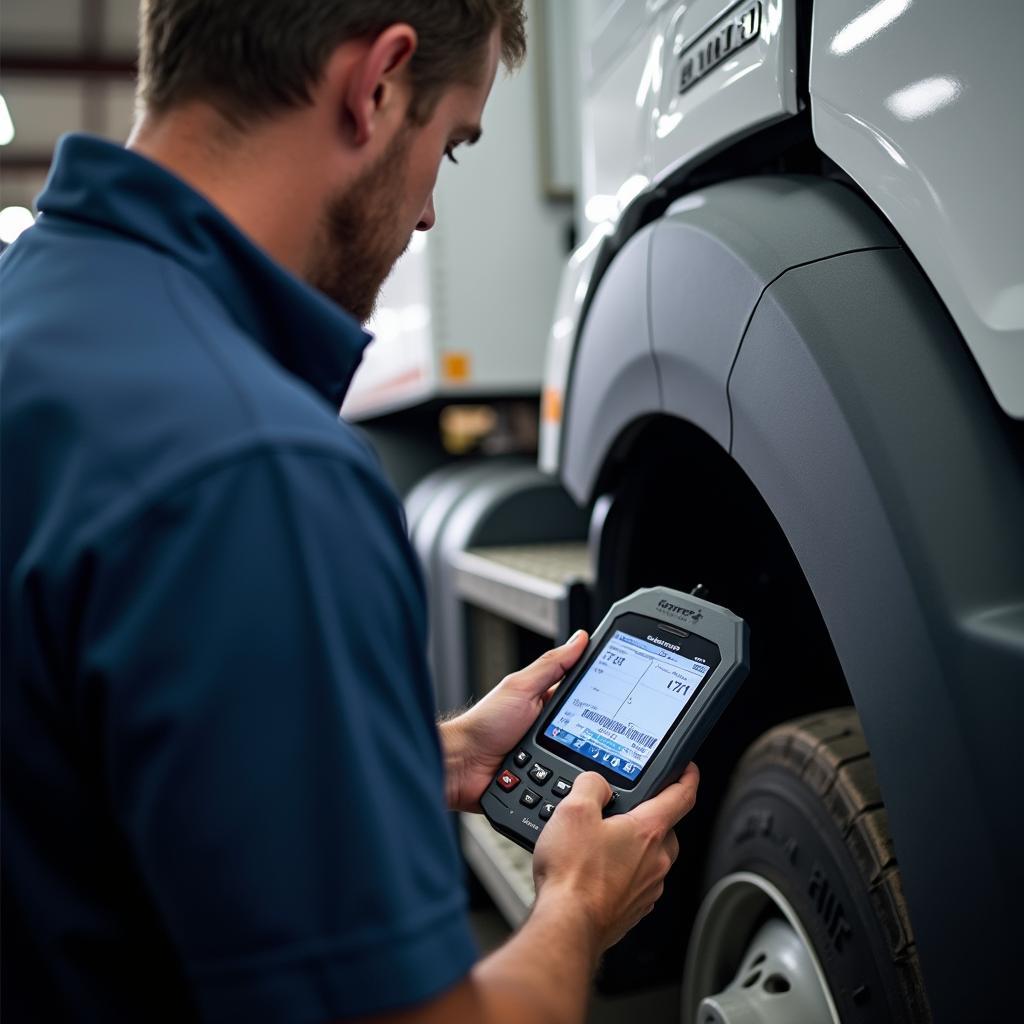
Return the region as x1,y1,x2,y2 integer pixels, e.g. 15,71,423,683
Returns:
528,763,552,786
513,749,531,768
538,801,557,821
496,769,520,792
552,777,573,798
519,789,541,808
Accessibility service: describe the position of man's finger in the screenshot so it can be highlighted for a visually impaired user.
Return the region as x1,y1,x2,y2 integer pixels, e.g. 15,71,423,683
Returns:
628,762,700,831
562,770,613,811
506,630,588,697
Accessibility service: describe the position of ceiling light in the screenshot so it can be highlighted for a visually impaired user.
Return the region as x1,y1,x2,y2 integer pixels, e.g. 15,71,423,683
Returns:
0,206,35,244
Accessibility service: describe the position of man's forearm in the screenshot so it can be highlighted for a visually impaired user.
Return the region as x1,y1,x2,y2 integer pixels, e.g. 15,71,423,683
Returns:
434,715,601,1022
366,887,601,1024
472,886,600,1024
438,725,600,1020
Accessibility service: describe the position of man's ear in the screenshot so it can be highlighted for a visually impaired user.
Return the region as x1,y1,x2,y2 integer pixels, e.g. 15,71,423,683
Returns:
336,23,418,148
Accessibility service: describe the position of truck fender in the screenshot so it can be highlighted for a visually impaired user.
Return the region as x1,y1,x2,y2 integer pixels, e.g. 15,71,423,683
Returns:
561,176,895,504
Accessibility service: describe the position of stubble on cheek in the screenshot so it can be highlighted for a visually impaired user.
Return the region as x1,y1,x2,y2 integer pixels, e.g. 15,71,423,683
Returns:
305,129,415,323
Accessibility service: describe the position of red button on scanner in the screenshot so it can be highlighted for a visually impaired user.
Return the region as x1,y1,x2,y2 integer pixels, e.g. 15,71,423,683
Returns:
496,769,521,792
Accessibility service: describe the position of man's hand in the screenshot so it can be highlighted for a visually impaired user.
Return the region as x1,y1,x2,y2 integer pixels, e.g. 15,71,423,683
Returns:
440,630,588,813
533,763,701,951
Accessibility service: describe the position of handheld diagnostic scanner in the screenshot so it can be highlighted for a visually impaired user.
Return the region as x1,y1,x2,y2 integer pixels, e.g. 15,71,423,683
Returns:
481,586,750,852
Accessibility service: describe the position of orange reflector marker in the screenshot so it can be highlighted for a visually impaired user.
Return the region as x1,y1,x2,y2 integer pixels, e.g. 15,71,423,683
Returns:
543,387,563,423
441,351,471,382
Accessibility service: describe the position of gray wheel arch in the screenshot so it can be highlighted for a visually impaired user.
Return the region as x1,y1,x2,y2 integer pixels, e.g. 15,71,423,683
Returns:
560,175,897,502
559,176,1024,1021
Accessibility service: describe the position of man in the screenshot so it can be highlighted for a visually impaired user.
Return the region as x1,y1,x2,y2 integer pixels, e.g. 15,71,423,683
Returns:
0,2,699,1021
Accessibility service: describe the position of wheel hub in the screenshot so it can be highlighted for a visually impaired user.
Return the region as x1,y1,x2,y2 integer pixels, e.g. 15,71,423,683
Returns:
682,872,840,1024
696,918,833,1024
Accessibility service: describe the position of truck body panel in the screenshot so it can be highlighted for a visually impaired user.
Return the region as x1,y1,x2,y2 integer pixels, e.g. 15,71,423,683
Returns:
811,0,1024,417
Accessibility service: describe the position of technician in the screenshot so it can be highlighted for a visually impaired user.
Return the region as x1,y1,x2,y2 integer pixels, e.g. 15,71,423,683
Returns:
0,3,699,1022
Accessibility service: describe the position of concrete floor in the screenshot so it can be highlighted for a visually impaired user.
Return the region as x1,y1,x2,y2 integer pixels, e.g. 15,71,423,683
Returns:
469,905,682,1024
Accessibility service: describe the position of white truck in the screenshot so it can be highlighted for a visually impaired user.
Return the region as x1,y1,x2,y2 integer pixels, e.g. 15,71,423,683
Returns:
371,3,1024,1021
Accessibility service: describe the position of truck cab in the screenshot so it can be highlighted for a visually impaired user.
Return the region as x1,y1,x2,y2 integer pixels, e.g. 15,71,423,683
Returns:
375,3,1023,1020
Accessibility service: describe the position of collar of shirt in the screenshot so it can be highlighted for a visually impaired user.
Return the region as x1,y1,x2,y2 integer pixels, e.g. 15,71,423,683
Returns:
35,132,374,410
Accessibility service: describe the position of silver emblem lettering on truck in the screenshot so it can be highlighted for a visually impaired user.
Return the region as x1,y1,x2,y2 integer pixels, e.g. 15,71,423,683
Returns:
677,0,763,95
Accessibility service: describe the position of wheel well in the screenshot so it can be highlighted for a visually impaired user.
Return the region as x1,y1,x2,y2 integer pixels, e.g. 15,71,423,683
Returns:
592,414,856,992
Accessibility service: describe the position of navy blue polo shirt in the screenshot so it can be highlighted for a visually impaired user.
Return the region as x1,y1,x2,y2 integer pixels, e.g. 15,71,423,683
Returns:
1,134,477,1023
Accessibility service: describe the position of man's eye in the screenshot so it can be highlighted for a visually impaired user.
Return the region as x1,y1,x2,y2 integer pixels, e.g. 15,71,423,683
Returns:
444,145,459,165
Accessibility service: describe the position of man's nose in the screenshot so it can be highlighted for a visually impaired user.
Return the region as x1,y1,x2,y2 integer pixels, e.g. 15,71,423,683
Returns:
416,193,436,232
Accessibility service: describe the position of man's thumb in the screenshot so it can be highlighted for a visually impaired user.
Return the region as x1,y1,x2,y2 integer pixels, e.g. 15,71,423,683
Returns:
514,630,588,695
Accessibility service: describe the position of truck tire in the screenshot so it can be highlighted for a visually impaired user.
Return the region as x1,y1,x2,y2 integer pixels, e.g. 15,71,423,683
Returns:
681,709,931,1024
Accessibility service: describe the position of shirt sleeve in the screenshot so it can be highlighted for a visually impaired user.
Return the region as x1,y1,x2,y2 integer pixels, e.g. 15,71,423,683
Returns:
73,442,477,1022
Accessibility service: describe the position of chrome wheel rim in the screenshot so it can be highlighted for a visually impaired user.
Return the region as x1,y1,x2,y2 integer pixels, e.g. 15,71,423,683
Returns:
681,871,840,1024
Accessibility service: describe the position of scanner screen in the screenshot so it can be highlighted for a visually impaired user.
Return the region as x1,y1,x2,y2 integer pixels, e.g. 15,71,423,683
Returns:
542,630,712,782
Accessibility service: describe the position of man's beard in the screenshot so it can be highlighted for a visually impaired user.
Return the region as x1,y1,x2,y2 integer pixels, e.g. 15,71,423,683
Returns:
306,127,414,323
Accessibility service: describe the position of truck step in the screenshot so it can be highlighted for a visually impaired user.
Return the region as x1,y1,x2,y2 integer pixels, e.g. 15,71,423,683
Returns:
450,542,592,640
460,812,534,926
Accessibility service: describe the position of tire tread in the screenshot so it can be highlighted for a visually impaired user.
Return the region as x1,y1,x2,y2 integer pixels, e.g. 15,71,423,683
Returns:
738,707,931,1022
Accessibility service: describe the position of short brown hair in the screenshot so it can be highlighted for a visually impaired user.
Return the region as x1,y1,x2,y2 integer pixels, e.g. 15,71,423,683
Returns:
138,0,527,126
